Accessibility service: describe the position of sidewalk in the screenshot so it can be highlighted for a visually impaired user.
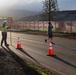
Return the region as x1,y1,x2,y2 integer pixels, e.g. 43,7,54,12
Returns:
0,47,26,75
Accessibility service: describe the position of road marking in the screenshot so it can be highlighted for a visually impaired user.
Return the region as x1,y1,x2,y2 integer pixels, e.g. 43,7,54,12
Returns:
6,36,76,52
12,37,46,45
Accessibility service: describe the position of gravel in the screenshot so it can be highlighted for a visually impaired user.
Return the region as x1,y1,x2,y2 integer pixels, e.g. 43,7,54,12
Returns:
0,47,26,75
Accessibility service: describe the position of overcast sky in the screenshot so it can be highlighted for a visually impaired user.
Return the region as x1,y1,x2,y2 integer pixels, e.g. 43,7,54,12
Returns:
0,0,76,11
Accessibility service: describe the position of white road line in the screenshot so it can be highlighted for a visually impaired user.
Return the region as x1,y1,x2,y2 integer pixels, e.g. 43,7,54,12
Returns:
12,37,45,45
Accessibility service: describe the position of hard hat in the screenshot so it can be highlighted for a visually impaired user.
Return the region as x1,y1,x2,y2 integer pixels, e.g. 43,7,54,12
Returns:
3,19,7,23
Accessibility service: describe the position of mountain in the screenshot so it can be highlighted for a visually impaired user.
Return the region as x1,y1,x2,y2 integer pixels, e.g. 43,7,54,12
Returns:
0,9,39,19
54,10,76,21
18,10,76,21
18,14,43,21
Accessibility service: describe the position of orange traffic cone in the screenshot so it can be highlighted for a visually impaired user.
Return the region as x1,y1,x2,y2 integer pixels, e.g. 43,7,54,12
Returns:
16,37,22,49
48,40,54,56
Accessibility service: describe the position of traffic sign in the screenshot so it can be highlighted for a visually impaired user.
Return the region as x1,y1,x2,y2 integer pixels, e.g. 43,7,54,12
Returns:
7,17,13,23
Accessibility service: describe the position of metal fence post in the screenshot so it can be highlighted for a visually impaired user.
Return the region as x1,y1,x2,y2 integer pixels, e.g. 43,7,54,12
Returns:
70,21,72,32
43,21,44,31
38,21,39,30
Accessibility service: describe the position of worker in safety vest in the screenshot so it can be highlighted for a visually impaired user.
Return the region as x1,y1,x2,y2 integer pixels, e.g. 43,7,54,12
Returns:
1,19,10,46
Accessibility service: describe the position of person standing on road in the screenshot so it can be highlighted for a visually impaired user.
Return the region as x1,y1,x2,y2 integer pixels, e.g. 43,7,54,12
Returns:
45,22,54,43
1,19,10,46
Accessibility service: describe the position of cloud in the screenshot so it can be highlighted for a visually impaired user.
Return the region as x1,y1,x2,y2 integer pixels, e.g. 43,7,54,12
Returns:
0,0,43,11
1,0,76,11
10,0,43,11
0,0,18,9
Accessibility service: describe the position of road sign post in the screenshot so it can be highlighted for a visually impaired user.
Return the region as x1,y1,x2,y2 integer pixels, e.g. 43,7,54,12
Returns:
7,17,13,45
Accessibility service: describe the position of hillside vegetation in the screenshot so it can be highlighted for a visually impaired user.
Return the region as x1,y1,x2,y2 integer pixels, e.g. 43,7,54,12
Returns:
18,10,76,21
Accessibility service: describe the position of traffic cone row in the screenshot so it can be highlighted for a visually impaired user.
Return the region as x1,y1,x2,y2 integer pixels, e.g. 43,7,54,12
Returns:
48,40,54,56
16,37,22,49
16,37,55,56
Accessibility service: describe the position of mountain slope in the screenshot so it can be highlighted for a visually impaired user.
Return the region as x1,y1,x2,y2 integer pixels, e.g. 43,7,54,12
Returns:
18,10,76,21
0,9,39,19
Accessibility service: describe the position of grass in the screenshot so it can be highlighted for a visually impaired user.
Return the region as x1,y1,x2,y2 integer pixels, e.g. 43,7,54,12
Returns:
10,28,76,39
11,28,76,34
23,63,49,75
17,28,47,32
54,32,76,35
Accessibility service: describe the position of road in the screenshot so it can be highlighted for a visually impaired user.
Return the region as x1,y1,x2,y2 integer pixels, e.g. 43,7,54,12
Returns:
0,31,76,75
